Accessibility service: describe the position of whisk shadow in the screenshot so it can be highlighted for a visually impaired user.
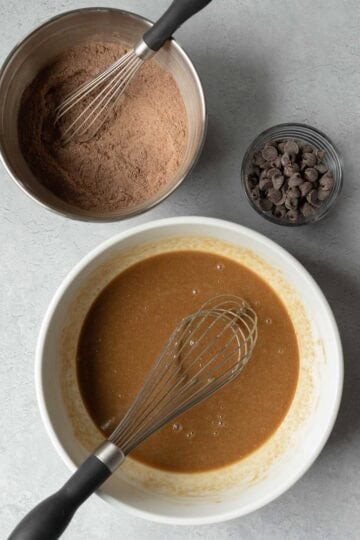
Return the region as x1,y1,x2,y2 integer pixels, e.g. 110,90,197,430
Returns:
293,253,360,449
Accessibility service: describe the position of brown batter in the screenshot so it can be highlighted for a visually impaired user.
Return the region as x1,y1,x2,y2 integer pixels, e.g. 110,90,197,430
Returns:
77,251,299,473
18,42,187,212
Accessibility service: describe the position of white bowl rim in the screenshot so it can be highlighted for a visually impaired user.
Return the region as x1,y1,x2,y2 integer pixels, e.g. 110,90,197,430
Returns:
35,216,343,525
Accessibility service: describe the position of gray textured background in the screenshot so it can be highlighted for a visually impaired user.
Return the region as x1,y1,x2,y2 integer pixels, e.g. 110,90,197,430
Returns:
1,0,359,538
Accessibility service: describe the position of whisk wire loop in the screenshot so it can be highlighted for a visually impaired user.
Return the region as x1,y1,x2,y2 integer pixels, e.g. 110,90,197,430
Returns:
109,302,232,442
54,50,143,144
109,295,257,454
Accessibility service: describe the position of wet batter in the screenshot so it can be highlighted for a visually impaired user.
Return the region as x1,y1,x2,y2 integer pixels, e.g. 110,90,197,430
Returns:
77,251,299,473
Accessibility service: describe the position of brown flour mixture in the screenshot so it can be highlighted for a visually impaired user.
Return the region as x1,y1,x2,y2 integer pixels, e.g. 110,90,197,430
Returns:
18,42,188,212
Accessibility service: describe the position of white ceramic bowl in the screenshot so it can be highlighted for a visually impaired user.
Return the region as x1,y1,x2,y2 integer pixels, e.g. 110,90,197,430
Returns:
36,217,343,525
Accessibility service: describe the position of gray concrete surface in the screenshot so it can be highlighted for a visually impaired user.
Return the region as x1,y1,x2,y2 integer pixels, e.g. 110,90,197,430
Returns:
1,0,359,538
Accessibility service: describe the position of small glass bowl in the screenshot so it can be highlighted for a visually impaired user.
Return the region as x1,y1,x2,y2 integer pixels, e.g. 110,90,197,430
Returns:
241,123,343,226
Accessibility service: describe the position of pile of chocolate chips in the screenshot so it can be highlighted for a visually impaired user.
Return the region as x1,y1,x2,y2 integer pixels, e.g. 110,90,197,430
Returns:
245,139,334,223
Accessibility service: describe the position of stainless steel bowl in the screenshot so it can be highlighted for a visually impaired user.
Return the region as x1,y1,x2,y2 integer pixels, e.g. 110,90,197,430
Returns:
0,8,206,222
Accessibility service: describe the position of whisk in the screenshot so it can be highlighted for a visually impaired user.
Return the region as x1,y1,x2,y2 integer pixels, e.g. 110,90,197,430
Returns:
55,0,213,144
10,295,257,540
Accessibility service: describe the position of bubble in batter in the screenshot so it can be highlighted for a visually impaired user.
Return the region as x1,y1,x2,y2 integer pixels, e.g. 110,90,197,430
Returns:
101,417,115,431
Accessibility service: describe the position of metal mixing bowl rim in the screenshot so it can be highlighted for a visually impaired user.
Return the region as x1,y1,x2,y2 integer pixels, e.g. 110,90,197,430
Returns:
0,7,207,222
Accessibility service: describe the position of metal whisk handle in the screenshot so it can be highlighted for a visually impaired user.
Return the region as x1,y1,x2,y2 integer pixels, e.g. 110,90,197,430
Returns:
142,0,213,52
8,443,124,540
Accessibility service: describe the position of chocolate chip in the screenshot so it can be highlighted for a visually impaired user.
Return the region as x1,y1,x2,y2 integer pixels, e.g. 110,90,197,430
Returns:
274,190,287,206
319,172,334,191
253,151,266,168
302,144,314,153
267,167,282,179
281,153,292,168
304,167,319,182
287,186,301,199
273,206,287,219
250,187,260,201
246,176,257,190
301,202,317,218
315,163,328,175
287,209,300,222
288,173,303,187
284,163,300,177
272,174,285,190
267,188,283,204
284,140,299,155
285,195,299,210
259,198,273,211
306,189,321,207
262,145,278,162
299,181,312,197
318,188,330,201
302,152,317,168
259,177,273,191
271,157,282,169
316,149,326,162
277,142,286,153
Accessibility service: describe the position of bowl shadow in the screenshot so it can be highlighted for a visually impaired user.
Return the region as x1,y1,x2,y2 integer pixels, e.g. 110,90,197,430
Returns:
173,51,273,218
292,252,360,448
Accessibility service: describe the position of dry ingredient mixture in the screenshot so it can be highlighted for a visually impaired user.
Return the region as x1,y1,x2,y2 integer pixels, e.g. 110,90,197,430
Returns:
18,42,188,212
77,251,299,473
246,139,334,223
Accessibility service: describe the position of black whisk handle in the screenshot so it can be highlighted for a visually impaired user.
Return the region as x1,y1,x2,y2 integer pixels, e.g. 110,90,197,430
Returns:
8,455,112,540
143,0,213,52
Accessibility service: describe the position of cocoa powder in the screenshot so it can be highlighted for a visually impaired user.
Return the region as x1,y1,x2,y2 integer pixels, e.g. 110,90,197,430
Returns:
18,42,188,212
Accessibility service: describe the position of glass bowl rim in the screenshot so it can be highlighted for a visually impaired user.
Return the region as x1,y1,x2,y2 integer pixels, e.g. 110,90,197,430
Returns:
241,122,344,227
